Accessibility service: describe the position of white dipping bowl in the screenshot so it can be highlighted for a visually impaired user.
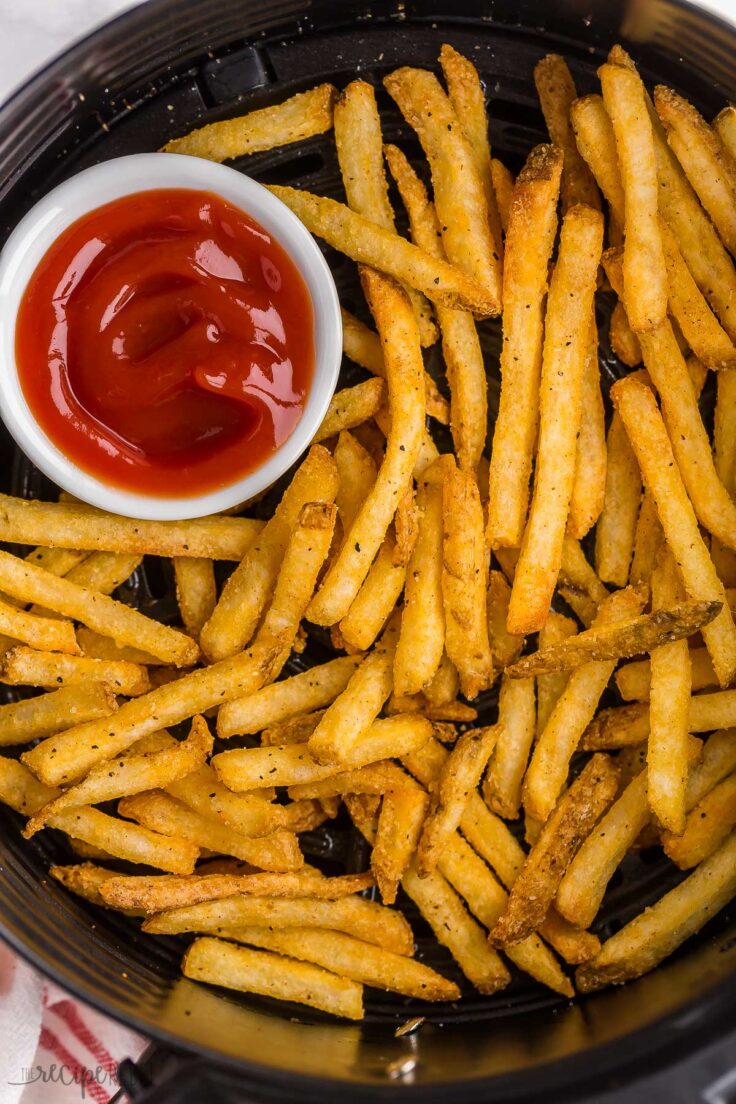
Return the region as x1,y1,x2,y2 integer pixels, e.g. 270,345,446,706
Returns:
0,152,341,520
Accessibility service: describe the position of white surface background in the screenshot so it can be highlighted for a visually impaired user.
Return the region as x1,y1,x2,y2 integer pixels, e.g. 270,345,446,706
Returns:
0,0,733,105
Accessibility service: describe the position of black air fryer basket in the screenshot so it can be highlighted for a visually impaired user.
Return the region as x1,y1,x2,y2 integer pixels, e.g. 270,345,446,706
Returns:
0,1,735,1101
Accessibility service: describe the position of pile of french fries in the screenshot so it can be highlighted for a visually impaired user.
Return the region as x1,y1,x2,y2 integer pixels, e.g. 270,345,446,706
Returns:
1,41,736,1021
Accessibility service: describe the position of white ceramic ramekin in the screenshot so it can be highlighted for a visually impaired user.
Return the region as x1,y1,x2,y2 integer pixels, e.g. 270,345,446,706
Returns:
0,152,341,520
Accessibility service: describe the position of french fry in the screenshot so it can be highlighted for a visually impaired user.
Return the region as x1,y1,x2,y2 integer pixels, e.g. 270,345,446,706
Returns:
0,599,79,655
655,86,736,257
24,716,212,838
23,640,280,785
616,646,715,701
340,309,449,424
570,93,625,236
629,492,662,586
385,143,487,473
507,204,604,633
2,646,150,697
417,726,498,876
384,66,502,314
120,791,302,871
146,891,414,955
442,462,494,698
163,84,336,160
229,926,458,1002
168,765,286,838
608,301,642,366
0,683,116,747
372,784,428,904
611,375,736,685
600,62,667,333
660,222,736,369
492,754,619,946
439,43,505,259
75,627,162,666
333,80,436,347
270,185,495,316
314,379,386,443
287,761,410,801
594,411,642,586
484,676,535,820
308,273,425,625
534,54,600,211
59,551,142,596
535,612,576,738
487,570,524,669
217,655,361,740
713,105,736,161
0,495,263,559
261,712,323,747
339,535,405,651
569,310,607,538
214,715,430,790
583,693,736,750
523,587,645,821
307,623,397,765
173,557,216,638
508,596,717,677
559,536,610,626
334,430,378,539
201,446,337,662
490,159,514,232
183,937,364,1021
663,771,736,869
576,830,736,991
50,863,143,914
712,368,736,586
100,870,373,912
26,547,88,574
423,650,460,707
486,145,563,548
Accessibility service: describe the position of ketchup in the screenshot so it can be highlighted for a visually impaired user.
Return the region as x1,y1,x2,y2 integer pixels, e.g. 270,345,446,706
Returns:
15,188,314,497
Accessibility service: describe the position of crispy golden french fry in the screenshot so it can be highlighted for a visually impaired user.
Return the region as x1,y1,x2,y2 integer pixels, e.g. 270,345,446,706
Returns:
534,54,600,211
570,93,625,236
611,375,736,685
655,86,736,257
214,715,430,791
100,870,373,912
218,655,361,740
508,205,604,633
583,694,736,750
648,548,692,834
372,784,428,904
660,222,736,369
423,650,460,707
484,676,535,820
523,587,645,821
27,547,88,574
334,430,378,539
0,683,116,747
487,145,563,548
535,612,576,738
712,369,736,587
509,596,716,678
600,62,667,333
616,646,715,701
201,446,337,662
75,627,162,666
120,791,302,871
385,144,487,473
629,492,663,586
307,625,397,765
270,184,494,316
339,535,405,651
0,550,195,667
559,536,610,627
417,727,498,876
261,712,323,747
714,105,736,160
492,754,619,946
168,765,286,838
594,411,642,587
569,310,607,538
487,570,524,670
50,863,143,914
491,159,514,232
0,495,262,559
439,43,505,259
163,83,336,160
47,800,199,872
309,275,425,626
173,557,216,638
183,936,363,1021
314,379,386,443
340,310,448,423
663,771,736,869
402,863,510,993
0,599,79,655
394,485,418,568
2,646,150,697
59,551,142,597
608,300,642,366
147,891,413,955
576,830,736,992
288,761,410,801
384,66,502,314
231,926,458,1002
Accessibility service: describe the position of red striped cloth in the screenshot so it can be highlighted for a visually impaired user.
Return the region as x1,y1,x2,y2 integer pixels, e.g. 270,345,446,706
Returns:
0,943,146,1104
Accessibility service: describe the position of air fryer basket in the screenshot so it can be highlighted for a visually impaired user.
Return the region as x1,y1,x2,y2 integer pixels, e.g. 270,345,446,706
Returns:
0,0,734,1098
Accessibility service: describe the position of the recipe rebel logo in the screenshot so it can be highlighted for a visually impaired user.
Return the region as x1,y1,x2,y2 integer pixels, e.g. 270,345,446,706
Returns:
8,1061,119,1100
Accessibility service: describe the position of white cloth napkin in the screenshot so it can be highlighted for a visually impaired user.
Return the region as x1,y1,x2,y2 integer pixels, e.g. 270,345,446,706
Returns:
0,942,147,1104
